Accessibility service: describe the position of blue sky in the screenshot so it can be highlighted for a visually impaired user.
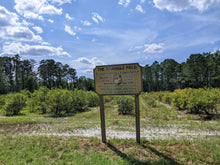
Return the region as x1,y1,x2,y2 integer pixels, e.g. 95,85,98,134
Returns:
0,0,220,78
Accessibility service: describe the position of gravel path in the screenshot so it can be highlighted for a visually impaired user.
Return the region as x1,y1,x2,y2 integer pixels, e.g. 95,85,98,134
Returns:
1,123,219,140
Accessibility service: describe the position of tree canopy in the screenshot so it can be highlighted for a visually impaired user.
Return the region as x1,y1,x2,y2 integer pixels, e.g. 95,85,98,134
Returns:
0,51,219,94
142,51,220,92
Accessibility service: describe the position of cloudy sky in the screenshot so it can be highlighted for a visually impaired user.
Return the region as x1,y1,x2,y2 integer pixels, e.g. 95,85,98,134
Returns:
0,0,220,78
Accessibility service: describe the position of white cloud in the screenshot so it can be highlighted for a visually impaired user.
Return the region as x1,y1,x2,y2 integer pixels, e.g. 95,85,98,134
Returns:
91,38,97,42
74,26,81,31
0,6,42,42
75,57,105,68
1,42,71,57
129,43,164,54
72,57,105,75
77,57,92,64
92,12,104,24
81,20,92,26
14,0,62,20
129,45,144,52
118,0,131,7
48,19,54,23
39,4,62,15
136,5,145,13
32,26,43,34
92,17,99,24
64,25,76,36
189,0,220,11
49,0,72,5
0,6,19,27
21,20,32,26
153,0,189,12
153,0,220,12
144,43,164,53
65,13,73,20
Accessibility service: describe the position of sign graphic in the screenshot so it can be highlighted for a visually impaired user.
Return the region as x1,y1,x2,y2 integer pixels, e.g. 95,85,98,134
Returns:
94,63,142,95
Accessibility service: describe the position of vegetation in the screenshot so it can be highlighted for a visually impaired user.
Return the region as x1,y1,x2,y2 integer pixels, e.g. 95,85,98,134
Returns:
0,88,219,117
0,51,219,95
142,51,220,92
0,94,219,164
0,50,219,164
0,136,219,165
2,93,27,116
0,88,99,117
0,54,94,94
147,88,220,117
117,96,134,115
86,91,99,107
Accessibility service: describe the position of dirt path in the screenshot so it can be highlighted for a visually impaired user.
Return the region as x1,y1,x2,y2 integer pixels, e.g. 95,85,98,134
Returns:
1,123,219,140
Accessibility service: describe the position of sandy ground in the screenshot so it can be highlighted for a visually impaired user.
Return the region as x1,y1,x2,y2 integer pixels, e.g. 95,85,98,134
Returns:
1,123,219,140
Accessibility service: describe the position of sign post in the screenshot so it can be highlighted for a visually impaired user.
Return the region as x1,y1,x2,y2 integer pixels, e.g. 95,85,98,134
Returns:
135,95,140,144
94,63,142,144
99,95,106,143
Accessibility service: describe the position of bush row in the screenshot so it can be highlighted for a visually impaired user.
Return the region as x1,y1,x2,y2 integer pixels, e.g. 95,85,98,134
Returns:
0,87,99,116
146,88,220,115
0,87,136,116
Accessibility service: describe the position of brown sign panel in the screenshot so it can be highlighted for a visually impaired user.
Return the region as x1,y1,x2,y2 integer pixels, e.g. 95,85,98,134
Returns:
94,63,142,95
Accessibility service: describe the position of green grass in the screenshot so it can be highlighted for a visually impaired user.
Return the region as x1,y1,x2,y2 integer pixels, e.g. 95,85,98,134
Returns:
0,135,219,165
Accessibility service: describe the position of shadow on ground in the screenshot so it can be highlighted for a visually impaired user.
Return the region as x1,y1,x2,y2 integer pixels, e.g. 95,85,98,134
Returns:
106,142,181,165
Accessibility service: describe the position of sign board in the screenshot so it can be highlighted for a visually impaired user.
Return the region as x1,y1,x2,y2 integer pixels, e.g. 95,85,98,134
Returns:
94,63,142,95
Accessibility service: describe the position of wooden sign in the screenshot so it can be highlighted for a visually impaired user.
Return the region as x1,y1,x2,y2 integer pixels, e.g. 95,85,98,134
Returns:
94,63,142,144
94,63,142,95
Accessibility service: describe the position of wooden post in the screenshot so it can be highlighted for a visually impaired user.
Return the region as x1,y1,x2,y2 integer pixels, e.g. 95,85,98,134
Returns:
135,95,140,144
99,95,106,143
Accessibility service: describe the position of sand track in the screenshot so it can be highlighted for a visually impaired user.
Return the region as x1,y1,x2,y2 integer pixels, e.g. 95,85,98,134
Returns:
1,123,219,140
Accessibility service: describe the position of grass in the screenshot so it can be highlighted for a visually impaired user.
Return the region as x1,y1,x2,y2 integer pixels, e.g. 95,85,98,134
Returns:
0,95,220,164
0,135,219,165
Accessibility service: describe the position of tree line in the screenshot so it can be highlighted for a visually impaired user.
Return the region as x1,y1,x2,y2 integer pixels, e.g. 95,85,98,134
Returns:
0,54,94,94
142,51,220,92
0,51,219,94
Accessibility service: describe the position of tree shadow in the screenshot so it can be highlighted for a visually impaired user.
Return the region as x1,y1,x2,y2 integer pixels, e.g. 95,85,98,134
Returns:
106,142,181,165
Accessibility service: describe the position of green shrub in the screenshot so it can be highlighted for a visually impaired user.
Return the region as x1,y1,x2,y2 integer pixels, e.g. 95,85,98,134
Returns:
162,92,172,105
141,94,157,108
72,89,87,111
146,97,157,108
46,89,73,116
172,89,188,110
27,86,49,114
104,95,116,103
117,96,134,115
86,91,99,107
3,93,27,116
172,88,220,114
147,92,165,102
0,95,5,114
20,90,32,98
0,95,5,107
187,88,220,114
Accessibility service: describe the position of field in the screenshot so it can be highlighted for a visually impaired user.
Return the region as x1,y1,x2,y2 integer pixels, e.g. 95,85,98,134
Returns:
0,95,220,165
